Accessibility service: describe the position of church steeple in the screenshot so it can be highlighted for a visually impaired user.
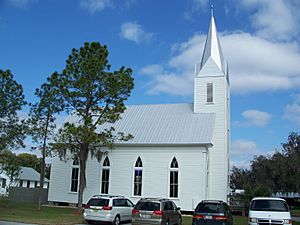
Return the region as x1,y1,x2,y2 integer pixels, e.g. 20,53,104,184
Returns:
195,10,227,77
194,11,230,114
193,10,230,203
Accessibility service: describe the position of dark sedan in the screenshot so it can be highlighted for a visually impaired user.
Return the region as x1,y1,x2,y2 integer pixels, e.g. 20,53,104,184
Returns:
192,200,233,225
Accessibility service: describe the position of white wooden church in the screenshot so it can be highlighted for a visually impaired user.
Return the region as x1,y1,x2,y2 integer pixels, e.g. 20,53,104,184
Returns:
48,14,230,211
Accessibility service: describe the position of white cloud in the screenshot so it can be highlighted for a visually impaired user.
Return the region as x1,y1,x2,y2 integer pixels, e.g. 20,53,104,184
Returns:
235,109,272,127
239,0,299,41
139,64,164,76
80,0,112,14
283,102,300,125
231,139,258,156
230,159,251,169
293,93,300,104
147,73,193,96
7,0,37,8
123,0,136,9
120,21,153,44
140,31,300,95
184,0,209,20
230,139,260,168
223,33,300,93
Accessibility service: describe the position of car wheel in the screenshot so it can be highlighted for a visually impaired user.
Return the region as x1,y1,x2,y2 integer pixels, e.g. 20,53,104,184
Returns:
85,220,94,224
113,215,120,225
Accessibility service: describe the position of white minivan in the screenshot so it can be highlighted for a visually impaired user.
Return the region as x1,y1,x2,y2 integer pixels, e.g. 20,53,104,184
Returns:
83,195,134,225
248,197,292,225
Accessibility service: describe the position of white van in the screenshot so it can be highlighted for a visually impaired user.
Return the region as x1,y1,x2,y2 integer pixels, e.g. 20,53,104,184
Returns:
248,197,292,225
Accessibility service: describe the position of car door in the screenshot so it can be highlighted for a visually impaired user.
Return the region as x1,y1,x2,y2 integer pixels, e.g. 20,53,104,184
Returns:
163,202,172,224
125,199,134,221
171,201,181,225
224,203,233,225
113,199,124,221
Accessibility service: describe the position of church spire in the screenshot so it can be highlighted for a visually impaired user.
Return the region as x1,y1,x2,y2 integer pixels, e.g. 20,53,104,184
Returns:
196,10,227,76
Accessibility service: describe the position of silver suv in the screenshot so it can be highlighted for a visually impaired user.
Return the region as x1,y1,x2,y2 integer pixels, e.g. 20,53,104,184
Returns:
132,198,182,225
83,195,134,225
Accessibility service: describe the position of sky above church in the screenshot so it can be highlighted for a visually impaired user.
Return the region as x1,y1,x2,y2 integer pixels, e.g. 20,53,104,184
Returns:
1,0,300,168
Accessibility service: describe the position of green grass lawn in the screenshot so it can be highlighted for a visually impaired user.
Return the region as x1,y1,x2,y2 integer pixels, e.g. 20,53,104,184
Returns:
0,200,85,224
1,199,300,225
292,208,300,217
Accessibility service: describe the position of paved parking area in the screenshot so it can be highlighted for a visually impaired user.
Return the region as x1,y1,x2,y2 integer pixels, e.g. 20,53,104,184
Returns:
0,222,37,225
292,217,300,222
0,222,132,225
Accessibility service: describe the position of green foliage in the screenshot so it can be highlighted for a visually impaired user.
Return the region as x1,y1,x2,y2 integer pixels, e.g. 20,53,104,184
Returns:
242,185,271,207
230,166,251,190
0,150,21,193
49,42,134,208
16,153,51,178
17,153,40,168
0,69,27,151
29,82,62,149
282,132,300,193
231,132,300,203
28,80,63,210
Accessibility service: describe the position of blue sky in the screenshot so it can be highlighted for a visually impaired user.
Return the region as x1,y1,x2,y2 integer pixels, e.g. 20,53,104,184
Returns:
1,0,300,168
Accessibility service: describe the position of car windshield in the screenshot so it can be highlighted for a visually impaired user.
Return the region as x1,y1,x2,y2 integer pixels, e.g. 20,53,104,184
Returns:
87,198,109,207
134,201,160,211
250,200,289,212
195,203,224,213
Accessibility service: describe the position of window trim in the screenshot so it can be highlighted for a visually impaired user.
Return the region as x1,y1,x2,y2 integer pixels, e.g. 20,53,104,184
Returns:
70,159,79,193
169,157,179,199
207,83,214,103
101,157,110,194
133,157,143,197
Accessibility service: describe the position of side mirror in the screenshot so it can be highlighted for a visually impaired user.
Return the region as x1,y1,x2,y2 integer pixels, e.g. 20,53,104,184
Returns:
176,207,181,210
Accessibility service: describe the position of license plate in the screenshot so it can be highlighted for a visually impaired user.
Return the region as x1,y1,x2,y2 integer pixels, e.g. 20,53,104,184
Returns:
205,215,212,219
92,209,99,213
141,214,151,219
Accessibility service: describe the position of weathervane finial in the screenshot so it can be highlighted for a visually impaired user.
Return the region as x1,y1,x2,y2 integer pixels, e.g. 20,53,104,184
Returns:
211,4,214,17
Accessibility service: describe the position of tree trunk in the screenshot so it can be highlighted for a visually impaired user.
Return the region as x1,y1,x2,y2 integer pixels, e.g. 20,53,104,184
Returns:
78,145,88,210
38,155,46,210
38,112,50,210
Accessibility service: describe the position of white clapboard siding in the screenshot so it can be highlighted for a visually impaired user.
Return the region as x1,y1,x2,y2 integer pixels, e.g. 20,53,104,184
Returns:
48,145,208,211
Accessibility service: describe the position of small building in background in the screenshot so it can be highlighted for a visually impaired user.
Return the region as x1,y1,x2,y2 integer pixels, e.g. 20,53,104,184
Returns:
0,166,50,196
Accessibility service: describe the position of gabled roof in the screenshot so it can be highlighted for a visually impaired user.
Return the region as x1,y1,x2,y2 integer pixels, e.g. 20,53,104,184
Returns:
97,103,215,145
18,167,49,182
198,15,227,76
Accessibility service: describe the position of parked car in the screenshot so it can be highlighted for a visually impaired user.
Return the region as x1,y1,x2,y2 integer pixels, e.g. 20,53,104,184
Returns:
132,198,182,225
83,195,134,225
192,200,233,225
248,197,292,225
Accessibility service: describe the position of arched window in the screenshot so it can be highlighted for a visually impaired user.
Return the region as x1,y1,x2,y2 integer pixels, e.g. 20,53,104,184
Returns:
71,158,79,192
134,157,143,196
169,157,178,198
101,157,110,194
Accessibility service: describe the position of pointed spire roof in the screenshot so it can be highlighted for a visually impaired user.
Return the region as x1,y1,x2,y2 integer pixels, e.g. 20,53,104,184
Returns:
199,12,226,75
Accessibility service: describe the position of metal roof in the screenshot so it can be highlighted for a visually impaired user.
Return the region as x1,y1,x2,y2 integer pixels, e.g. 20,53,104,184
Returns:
18,167,49,182
199,15,227,76
97,103,215,145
